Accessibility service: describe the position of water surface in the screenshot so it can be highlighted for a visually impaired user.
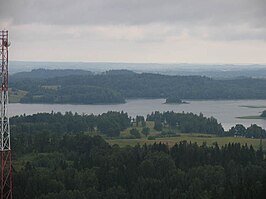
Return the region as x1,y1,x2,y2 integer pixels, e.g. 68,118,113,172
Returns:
9,99,266,130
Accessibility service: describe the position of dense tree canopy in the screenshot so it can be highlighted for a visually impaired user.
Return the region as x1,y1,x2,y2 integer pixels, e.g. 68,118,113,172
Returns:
147,111,224,135
9,110,266,198
10,70,266,104
11,111,131,154
227,124,266,139
12,134,266,199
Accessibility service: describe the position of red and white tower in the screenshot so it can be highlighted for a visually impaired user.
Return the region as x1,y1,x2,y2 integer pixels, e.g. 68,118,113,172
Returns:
0,30,12,199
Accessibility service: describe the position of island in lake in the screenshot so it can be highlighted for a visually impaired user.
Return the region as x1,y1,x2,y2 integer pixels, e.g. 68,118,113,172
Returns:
164,96,188,104
237,109,266,119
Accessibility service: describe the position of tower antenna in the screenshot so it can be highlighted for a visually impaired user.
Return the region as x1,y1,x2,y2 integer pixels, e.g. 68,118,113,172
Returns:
0,30,12,199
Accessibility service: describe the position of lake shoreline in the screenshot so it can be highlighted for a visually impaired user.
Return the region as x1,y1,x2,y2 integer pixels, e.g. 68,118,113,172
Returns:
8,99,266,130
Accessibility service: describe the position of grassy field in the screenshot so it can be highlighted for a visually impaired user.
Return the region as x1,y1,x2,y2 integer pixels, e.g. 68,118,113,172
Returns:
9,88,27,103
106,121,266,150
13,122,266,171
120,121,164,138
107,134,266,150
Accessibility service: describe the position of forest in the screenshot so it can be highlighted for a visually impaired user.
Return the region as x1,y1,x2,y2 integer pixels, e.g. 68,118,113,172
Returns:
12,134,266,199
11,111,266,145
9,111,266,198
9,69,266,104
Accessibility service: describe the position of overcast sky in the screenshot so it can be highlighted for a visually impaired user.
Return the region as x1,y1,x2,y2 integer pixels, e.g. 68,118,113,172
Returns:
1,0,266,64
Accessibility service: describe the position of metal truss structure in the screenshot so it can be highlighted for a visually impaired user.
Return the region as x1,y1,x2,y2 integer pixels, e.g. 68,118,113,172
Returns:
0,30,12,199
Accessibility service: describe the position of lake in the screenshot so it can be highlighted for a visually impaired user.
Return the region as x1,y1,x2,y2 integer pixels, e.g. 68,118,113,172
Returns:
9,99,266,130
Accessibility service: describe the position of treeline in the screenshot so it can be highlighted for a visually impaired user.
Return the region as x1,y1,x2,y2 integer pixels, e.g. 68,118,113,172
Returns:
147,111,224,135
19,85,125,104
227,124,266,138
9,70,266,104
11,111,130,154
13,134,266,199
147,111,266,139
11,111,266,142
11,68,93,79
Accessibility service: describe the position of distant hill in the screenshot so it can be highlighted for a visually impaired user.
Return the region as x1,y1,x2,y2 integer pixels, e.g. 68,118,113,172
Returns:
11,68,93,79
9,70,266,104
104,69,136,76
9,61,266,79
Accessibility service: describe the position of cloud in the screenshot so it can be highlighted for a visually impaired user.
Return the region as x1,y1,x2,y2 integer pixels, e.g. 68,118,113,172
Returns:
1,0,265,27
1,0,266,63
1,0,266,41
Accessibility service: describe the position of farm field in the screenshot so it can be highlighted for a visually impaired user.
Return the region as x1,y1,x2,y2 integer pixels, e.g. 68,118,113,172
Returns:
9,88,27,103
106,121,266,149
107,134,266,149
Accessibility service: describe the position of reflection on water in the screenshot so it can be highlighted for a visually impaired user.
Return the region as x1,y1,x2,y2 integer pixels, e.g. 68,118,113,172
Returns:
9,99,266,130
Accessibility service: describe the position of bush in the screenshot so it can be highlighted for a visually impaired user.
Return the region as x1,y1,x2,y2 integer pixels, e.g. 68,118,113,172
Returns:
154,120,162,131
141,127,150,137
130,128,141,138
147,136,156,140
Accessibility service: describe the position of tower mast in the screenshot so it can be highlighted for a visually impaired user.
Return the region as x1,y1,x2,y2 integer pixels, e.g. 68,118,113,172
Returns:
0,30,12,199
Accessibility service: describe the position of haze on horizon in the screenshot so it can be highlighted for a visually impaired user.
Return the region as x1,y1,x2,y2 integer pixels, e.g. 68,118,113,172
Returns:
1,0,266,64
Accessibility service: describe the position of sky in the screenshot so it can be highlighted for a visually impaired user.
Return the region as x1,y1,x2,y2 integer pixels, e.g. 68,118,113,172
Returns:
1,0,266,64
